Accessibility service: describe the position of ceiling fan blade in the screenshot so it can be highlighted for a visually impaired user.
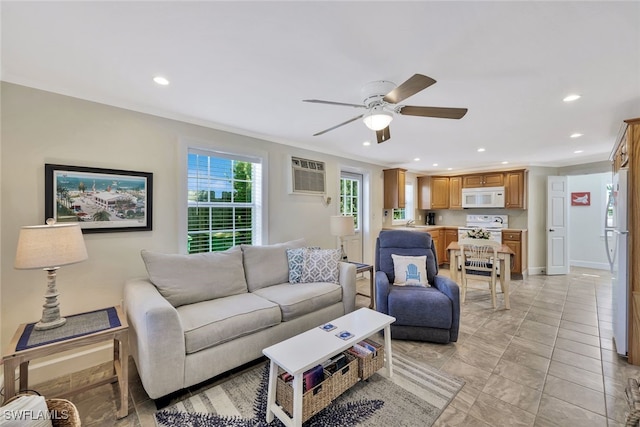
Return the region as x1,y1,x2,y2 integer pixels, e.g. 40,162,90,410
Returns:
313,114,364,136
303,99,365,108
376,126,391,143
399,106,468,119
383,74,437,104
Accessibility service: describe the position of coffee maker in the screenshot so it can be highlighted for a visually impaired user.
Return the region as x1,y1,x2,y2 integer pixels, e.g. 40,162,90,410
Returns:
427,212,436,225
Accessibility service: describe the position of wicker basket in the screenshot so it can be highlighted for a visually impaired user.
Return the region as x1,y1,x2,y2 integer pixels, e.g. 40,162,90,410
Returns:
47,398,82,427
276,369,332,422
625,378,640,426
327,352,359,399
353,339,385,380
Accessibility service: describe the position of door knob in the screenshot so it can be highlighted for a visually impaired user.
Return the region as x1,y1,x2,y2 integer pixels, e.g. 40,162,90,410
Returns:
549,229,555,232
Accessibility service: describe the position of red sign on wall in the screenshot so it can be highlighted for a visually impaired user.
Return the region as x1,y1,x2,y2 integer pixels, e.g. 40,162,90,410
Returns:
571,192,591,206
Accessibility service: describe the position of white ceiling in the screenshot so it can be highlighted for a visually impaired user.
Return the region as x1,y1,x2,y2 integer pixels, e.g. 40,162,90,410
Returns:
2,1,639,173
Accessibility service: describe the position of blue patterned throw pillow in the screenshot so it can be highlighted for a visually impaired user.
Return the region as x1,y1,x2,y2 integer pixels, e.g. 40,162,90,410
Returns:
300,248,341,284
287,247,320,283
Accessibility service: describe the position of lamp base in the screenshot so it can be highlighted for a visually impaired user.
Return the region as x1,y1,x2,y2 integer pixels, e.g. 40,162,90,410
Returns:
34,317,67,331
34,267,67,331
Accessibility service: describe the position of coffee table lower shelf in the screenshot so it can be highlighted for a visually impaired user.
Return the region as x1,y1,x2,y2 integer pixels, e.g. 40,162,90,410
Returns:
263,308,395,427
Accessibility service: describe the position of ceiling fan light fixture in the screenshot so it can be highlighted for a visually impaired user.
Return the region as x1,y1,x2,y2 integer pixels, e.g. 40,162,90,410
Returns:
363,106,393,131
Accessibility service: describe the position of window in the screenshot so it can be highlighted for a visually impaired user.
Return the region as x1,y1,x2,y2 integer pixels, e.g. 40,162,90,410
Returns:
392,183,414,224
187,149,262,253
340,172,362,231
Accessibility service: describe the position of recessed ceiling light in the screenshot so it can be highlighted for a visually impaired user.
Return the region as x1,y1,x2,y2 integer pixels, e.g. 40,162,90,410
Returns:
414,158,420,162
153,76,170,86
574,150,584,154
432,163,438,167
501,161,509,164
447,168,453,171
363,141,371,146
477,148,486,152
570,133,583,138
563,94,581,102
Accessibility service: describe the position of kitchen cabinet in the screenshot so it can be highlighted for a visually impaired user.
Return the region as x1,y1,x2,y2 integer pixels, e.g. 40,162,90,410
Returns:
443,228,458,263
429,229,445,265
449,176,462,209
417,176,449,209
501,229,527,275
504,170,527,209
462,172,504,188
383,168,406,209
430,177,449,209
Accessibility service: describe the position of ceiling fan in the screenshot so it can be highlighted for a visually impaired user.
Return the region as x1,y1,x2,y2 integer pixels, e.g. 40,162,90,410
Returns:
303,74,468,144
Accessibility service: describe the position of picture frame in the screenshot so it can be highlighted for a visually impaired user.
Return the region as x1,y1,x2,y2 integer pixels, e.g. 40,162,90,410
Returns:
45,164,153,233
571,191,591,206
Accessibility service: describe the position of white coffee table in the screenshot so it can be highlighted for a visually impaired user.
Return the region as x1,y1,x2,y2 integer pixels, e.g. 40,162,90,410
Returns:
262,307,395,427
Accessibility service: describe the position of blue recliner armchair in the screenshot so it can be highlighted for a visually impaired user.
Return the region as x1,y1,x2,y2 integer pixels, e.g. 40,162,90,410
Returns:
375,230,460,343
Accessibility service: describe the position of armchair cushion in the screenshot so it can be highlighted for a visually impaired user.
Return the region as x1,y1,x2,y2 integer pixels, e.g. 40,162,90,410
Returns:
388,286,452,329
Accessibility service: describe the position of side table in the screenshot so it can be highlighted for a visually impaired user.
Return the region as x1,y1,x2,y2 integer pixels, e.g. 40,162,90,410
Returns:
350,262,374,309
2,305,129,419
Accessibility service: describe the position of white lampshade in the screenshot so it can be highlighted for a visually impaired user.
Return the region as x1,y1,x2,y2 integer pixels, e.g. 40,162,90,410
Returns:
15,222,88,269
330,215,355,237
363,106,393,131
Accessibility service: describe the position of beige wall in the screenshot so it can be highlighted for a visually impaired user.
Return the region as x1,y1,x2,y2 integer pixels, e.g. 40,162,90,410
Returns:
0,83,385,380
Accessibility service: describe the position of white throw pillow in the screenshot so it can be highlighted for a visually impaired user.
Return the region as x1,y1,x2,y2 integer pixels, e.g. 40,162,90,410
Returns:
391,254,429,287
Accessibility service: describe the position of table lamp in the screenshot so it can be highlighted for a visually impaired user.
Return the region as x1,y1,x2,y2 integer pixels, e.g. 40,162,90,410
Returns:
14,219,88,330
330,215,355,261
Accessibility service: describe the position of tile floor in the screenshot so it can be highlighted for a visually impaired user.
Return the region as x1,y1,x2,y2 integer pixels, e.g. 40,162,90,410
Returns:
22,267,640,426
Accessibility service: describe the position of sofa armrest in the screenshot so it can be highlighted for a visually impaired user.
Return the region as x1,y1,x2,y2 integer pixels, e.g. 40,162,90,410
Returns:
338,262,357,313
124,277,185,399
433,275,460,341
375,271,391,315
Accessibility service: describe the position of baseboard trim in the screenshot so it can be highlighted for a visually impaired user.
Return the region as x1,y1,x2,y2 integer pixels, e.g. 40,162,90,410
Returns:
570,261,610,271
528,267,546,275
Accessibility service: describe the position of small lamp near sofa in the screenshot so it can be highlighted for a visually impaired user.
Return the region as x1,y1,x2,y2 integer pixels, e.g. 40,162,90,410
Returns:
330,215,355,261
14,219,88,330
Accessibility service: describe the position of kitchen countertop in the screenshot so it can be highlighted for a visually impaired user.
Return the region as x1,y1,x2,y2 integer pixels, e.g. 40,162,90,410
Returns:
383,225,528,232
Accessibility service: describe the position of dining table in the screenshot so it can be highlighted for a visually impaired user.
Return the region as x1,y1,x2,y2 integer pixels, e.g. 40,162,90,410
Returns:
446,241,515,309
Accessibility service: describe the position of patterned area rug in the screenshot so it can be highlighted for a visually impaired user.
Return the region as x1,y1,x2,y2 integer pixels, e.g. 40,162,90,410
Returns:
155,350,464,427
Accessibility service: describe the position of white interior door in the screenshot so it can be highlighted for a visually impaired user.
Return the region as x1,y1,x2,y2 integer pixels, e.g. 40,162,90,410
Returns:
547,176,569,275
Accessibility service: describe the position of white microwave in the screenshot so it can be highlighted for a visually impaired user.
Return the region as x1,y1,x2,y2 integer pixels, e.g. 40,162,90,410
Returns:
462,187,506,208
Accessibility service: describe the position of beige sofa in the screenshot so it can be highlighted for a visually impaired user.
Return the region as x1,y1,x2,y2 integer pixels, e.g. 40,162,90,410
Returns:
124,239,356,400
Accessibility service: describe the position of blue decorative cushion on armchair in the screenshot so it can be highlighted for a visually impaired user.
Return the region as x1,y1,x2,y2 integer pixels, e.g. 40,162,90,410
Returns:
375,230,460,343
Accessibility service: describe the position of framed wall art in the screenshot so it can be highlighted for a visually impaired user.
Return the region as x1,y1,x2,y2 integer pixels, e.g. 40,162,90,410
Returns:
571,191,590,206
45,164,153,233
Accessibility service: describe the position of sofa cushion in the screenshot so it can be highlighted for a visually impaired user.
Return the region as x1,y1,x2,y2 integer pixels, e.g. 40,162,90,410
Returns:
253,282,342,321
391,254,429,287
141,246,247,307
300,248,341,284
177,293,281,354
241,239,306,291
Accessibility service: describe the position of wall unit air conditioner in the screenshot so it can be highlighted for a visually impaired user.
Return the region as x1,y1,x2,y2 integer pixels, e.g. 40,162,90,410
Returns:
290,156,326,194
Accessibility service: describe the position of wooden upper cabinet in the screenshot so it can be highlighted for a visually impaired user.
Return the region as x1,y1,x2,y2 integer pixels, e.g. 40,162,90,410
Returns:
504,170,527,209
417,176,450,209
449,176,462,209
430,177,450,209
462,172,505,188
383,168,406,209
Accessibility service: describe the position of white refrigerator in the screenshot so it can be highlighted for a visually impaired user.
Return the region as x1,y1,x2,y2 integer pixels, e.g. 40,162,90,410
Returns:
605,168,629,356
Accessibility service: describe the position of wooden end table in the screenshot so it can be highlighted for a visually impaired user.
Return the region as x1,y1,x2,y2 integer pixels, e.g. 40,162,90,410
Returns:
2,305,129,419
350,262,375,309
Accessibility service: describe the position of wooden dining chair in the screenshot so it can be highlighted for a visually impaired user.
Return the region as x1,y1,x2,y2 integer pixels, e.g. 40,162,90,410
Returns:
458,238,501,309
